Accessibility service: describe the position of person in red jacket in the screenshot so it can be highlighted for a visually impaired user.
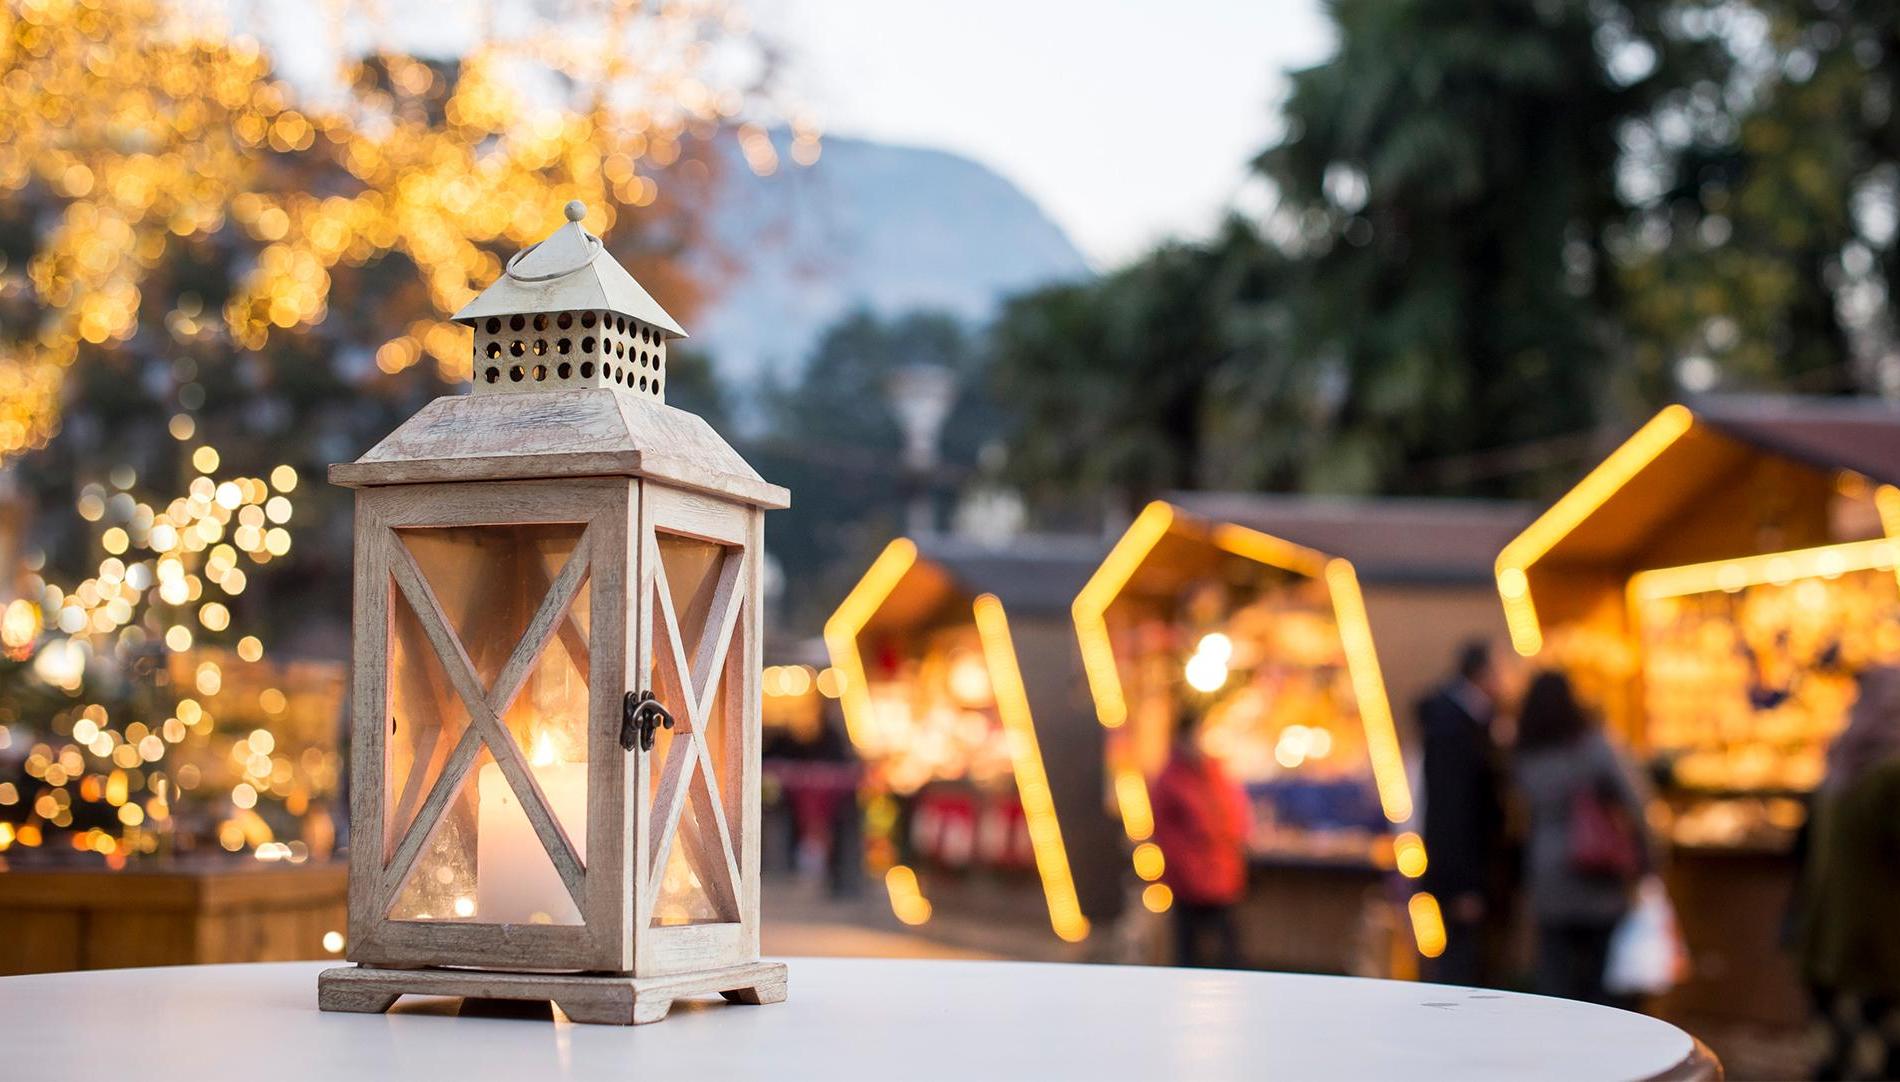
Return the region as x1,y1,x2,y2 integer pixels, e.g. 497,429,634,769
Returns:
1150,711,1251,968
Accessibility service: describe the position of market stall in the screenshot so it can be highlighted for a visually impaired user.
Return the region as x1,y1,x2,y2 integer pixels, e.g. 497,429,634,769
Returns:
824,534,1118,950
1074,499,1509,973
1169,493,1530,724
1495,394,1900,1027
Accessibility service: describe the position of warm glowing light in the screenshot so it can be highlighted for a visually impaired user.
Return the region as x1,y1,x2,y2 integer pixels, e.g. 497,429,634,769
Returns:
530,729,558,768
1184,650,1229,693
192,446,220,474
321,931,345,954
1210,522,1328,576
1408,892,1448,959
823,538,918,749
270,465,299,493
1194,632,1233,664
1141,882,1173,913
974,593,1090,943
1496,404,1695,655
1131,841,1165,881
884,864,932,926
1114,767,1154,841
1629,537,1900,602
1325,560,1412,824
1393,831,1429,879
1,599,40,651
1073,501,1175,728
815,666,844,698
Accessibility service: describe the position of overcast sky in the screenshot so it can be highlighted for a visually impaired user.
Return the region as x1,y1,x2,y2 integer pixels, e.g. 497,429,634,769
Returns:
755,0,1333,266
252,0,1334,269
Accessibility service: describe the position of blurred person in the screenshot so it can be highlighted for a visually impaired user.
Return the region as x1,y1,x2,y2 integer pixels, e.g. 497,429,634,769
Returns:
1513,670,1652,1005
1151,710,1250,968
1417,639,1509,987
1797,665,1900,1080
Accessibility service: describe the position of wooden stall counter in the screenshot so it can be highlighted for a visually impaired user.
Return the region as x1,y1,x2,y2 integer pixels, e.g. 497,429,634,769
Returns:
0,861,347,975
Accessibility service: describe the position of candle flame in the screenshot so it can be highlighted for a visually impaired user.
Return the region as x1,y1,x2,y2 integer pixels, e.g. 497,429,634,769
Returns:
530,729,558,768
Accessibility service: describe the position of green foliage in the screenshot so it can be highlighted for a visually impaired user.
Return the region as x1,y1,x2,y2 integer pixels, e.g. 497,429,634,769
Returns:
987,0,1900,503
751,309,994,625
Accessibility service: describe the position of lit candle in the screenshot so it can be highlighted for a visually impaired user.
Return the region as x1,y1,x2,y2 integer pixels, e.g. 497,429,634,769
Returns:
476,732,587,924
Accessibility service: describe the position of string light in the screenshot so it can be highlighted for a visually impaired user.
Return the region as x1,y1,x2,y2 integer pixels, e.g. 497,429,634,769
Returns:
974,593,1089,944
823,538,918,749
0,0,813,458
1495,404,1695,655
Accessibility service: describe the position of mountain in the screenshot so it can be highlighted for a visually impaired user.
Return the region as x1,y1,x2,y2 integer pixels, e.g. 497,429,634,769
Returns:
687,132,1091,387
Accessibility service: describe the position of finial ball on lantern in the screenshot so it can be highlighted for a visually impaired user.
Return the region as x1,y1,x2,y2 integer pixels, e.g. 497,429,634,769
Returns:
564,199,587,222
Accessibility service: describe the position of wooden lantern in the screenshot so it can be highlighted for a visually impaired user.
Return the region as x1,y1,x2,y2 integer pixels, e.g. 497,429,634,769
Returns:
317,202,789,1024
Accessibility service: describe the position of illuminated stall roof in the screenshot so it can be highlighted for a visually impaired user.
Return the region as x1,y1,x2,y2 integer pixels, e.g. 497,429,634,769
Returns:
1072,501,1443,955
1073,502,1411,821
1497,396,1900,655
823,534,1108,945
1169,493,1531,586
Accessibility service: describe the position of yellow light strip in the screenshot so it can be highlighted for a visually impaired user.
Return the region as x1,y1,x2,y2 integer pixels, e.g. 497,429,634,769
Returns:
883,864,932,926
1212,522,1329,577
1112,766,1154,841
1393,831,1428,880
1072,501,1175,728
974,592,1090,944
1875,485,1900,596
1496,404,1695,655
1628,535,1900,602
1324,559,1414,824
822,537,918,750
1407,892,1447,959
1877,484,1900,538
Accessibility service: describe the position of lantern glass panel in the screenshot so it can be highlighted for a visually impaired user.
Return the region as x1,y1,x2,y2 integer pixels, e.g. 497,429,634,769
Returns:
644,529,746,927
386,746,585,925
386,587,473,860
381,521,595,927
658,533,725,649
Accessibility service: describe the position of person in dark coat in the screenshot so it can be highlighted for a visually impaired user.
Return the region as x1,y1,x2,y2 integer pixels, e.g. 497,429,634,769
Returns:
1417,639,1508,987
1797,665,1900,1080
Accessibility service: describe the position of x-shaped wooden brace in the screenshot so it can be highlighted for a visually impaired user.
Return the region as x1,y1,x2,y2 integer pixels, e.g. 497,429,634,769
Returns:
642,545,747,923
377,525,593,918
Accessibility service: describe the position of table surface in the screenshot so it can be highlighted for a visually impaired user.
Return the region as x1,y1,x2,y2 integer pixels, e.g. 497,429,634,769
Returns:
0,958,1710,1081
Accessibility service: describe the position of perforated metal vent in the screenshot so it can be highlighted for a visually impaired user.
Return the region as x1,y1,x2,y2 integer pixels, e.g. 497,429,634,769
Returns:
471,310,667,400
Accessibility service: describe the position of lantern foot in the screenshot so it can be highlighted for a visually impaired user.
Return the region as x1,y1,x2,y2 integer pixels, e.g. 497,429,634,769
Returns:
317,962,787,1025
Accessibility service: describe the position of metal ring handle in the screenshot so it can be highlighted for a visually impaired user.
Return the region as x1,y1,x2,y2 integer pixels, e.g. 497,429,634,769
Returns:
504,230,602,283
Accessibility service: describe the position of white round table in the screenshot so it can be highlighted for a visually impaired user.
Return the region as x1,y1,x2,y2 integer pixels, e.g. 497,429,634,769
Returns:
0,958,1714,1080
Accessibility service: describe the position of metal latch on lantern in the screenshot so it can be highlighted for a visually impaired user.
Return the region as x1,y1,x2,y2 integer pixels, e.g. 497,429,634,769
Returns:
621,690,674,752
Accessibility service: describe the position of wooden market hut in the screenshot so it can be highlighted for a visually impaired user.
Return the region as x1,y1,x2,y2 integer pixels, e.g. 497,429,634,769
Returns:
1496,393,1900,1029
1169,492,1533,723
1073,496,1527,973
824,533,1120,950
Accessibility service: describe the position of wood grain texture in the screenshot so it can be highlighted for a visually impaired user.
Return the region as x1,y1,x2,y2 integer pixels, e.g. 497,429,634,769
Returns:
0,865,348,976
741,506,765,958
316,961,787,1026
350,480,629,974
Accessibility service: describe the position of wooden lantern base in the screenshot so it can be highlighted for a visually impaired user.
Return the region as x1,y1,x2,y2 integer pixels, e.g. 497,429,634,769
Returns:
318,961,787,1025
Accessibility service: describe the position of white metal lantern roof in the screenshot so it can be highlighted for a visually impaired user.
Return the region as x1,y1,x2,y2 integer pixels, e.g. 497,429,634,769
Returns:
451,201,688,338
